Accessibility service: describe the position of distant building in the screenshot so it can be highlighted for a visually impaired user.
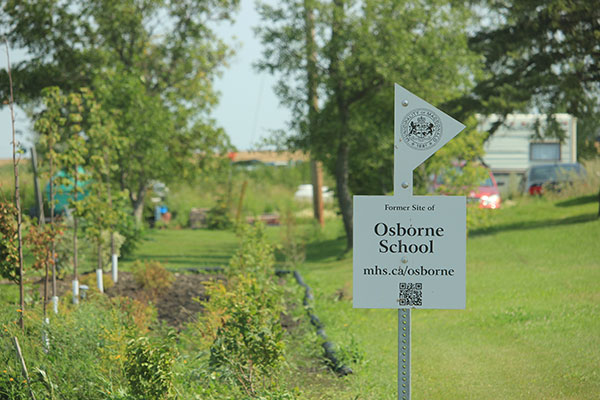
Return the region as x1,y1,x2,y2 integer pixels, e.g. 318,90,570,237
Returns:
229,151,308,168
479,114,577,192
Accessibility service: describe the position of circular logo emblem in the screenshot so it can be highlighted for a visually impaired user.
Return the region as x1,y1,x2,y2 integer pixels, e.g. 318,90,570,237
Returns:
401,108,442,150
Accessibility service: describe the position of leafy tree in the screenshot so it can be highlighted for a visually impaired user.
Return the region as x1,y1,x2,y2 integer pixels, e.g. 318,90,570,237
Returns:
257,0,483,248
467,1,599,119
74,88,123,275
1,0,238,221
467,0,600,215
26,220,64,316
56,89,89,299
0,200,19,283
35,86,64,306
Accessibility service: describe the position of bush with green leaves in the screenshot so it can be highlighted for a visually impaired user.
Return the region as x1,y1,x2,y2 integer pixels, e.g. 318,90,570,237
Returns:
206,198,233,230
228,223,277,278
192,223,291,397
116,213,144,258
131,260,174,302
124,334,177,400
0,200,19,282
0,295,151,400
466,204,495,233
207,275,285,394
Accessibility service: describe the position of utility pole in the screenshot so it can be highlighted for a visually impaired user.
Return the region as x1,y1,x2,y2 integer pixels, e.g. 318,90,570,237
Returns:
305,0,324,227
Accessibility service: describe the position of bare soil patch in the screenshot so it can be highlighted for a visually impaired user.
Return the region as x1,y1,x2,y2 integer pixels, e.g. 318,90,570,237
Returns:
38,271,223,330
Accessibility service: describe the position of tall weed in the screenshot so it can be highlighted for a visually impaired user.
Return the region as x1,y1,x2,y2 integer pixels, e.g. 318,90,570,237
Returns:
545,158,600,200
131,260,174,302
124,333,177,400
191,223,292,398
0,296,149,400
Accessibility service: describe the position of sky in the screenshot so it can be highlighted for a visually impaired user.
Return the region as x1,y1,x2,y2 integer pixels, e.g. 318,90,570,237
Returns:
0,1,290,159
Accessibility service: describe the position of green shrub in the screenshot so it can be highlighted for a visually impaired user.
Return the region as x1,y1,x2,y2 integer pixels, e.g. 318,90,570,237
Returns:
117,215,144,258
131,260,174,302
206,198,232,230
279,211,306,270
0,201,19,283
124,334,177,400
207,275,285,394
466,204,495,233
0,296,143,400
229,223,277,278
193,223,289,397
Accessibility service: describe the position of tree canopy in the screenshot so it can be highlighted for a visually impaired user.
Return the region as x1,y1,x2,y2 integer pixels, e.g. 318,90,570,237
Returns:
466,0,600,149
257,0,485,248
1,0,238,219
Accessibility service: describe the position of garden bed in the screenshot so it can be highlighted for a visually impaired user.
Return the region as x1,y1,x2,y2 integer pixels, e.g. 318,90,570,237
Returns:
37,271,224,330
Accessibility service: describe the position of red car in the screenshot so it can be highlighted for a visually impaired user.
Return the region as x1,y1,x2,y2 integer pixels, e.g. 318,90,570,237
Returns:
467,172,501,209
431,167,501,209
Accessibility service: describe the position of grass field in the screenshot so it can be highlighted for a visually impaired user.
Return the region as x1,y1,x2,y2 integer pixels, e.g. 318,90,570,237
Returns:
295,195,600,399
1,180,598,398
112,193,600,399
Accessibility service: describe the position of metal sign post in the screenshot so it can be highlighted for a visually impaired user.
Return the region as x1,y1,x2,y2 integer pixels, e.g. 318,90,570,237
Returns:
353,84,466,399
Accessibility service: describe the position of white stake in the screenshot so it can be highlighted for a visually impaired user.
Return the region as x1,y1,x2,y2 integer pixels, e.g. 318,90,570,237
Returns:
111,253,118,283
96,269,104,293
72,279,79,304
42,317,50,354
52,296,59,314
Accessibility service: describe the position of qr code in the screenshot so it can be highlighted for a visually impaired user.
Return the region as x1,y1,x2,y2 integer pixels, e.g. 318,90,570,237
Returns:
398,283,422,306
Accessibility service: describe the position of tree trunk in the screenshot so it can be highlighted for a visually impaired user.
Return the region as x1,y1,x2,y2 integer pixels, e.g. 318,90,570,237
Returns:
133,198,145,223
311,160,325,226
329,0,353,250
335,140,353,250
131,184,148,223
305,1,324,227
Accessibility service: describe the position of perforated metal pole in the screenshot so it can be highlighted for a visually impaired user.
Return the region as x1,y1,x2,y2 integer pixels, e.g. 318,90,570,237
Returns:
399,308,411,400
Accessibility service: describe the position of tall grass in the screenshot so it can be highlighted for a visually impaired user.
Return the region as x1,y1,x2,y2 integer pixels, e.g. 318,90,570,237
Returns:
0,163,36,216
544,158,600,200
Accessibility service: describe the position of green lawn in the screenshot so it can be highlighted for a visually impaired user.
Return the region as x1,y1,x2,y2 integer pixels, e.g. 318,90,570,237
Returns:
297,195,600,399
119,228,240,270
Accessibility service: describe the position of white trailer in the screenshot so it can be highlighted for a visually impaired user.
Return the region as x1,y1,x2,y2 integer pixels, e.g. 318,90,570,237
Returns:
478,113,577,192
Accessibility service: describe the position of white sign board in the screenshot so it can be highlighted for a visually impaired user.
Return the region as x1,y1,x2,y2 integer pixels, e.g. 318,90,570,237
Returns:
353,195,465,309
353,84,466,310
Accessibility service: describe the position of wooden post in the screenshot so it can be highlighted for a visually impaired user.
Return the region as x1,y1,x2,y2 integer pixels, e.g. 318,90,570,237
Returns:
305,2,325,227
311,160,324,227
236,180,248,223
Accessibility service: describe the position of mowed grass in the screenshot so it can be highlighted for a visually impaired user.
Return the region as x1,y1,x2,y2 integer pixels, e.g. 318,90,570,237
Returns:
119,228,240,270
296,195,600,399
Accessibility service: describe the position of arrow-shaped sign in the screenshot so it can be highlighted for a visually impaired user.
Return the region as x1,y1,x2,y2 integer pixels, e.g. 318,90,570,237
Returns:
353,83,467,310
353,83,467,400
393,84,465,195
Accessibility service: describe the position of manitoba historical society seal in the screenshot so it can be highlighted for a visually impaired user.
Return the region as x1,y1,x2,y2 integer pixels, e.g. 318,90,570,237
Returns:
400,108,442,150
